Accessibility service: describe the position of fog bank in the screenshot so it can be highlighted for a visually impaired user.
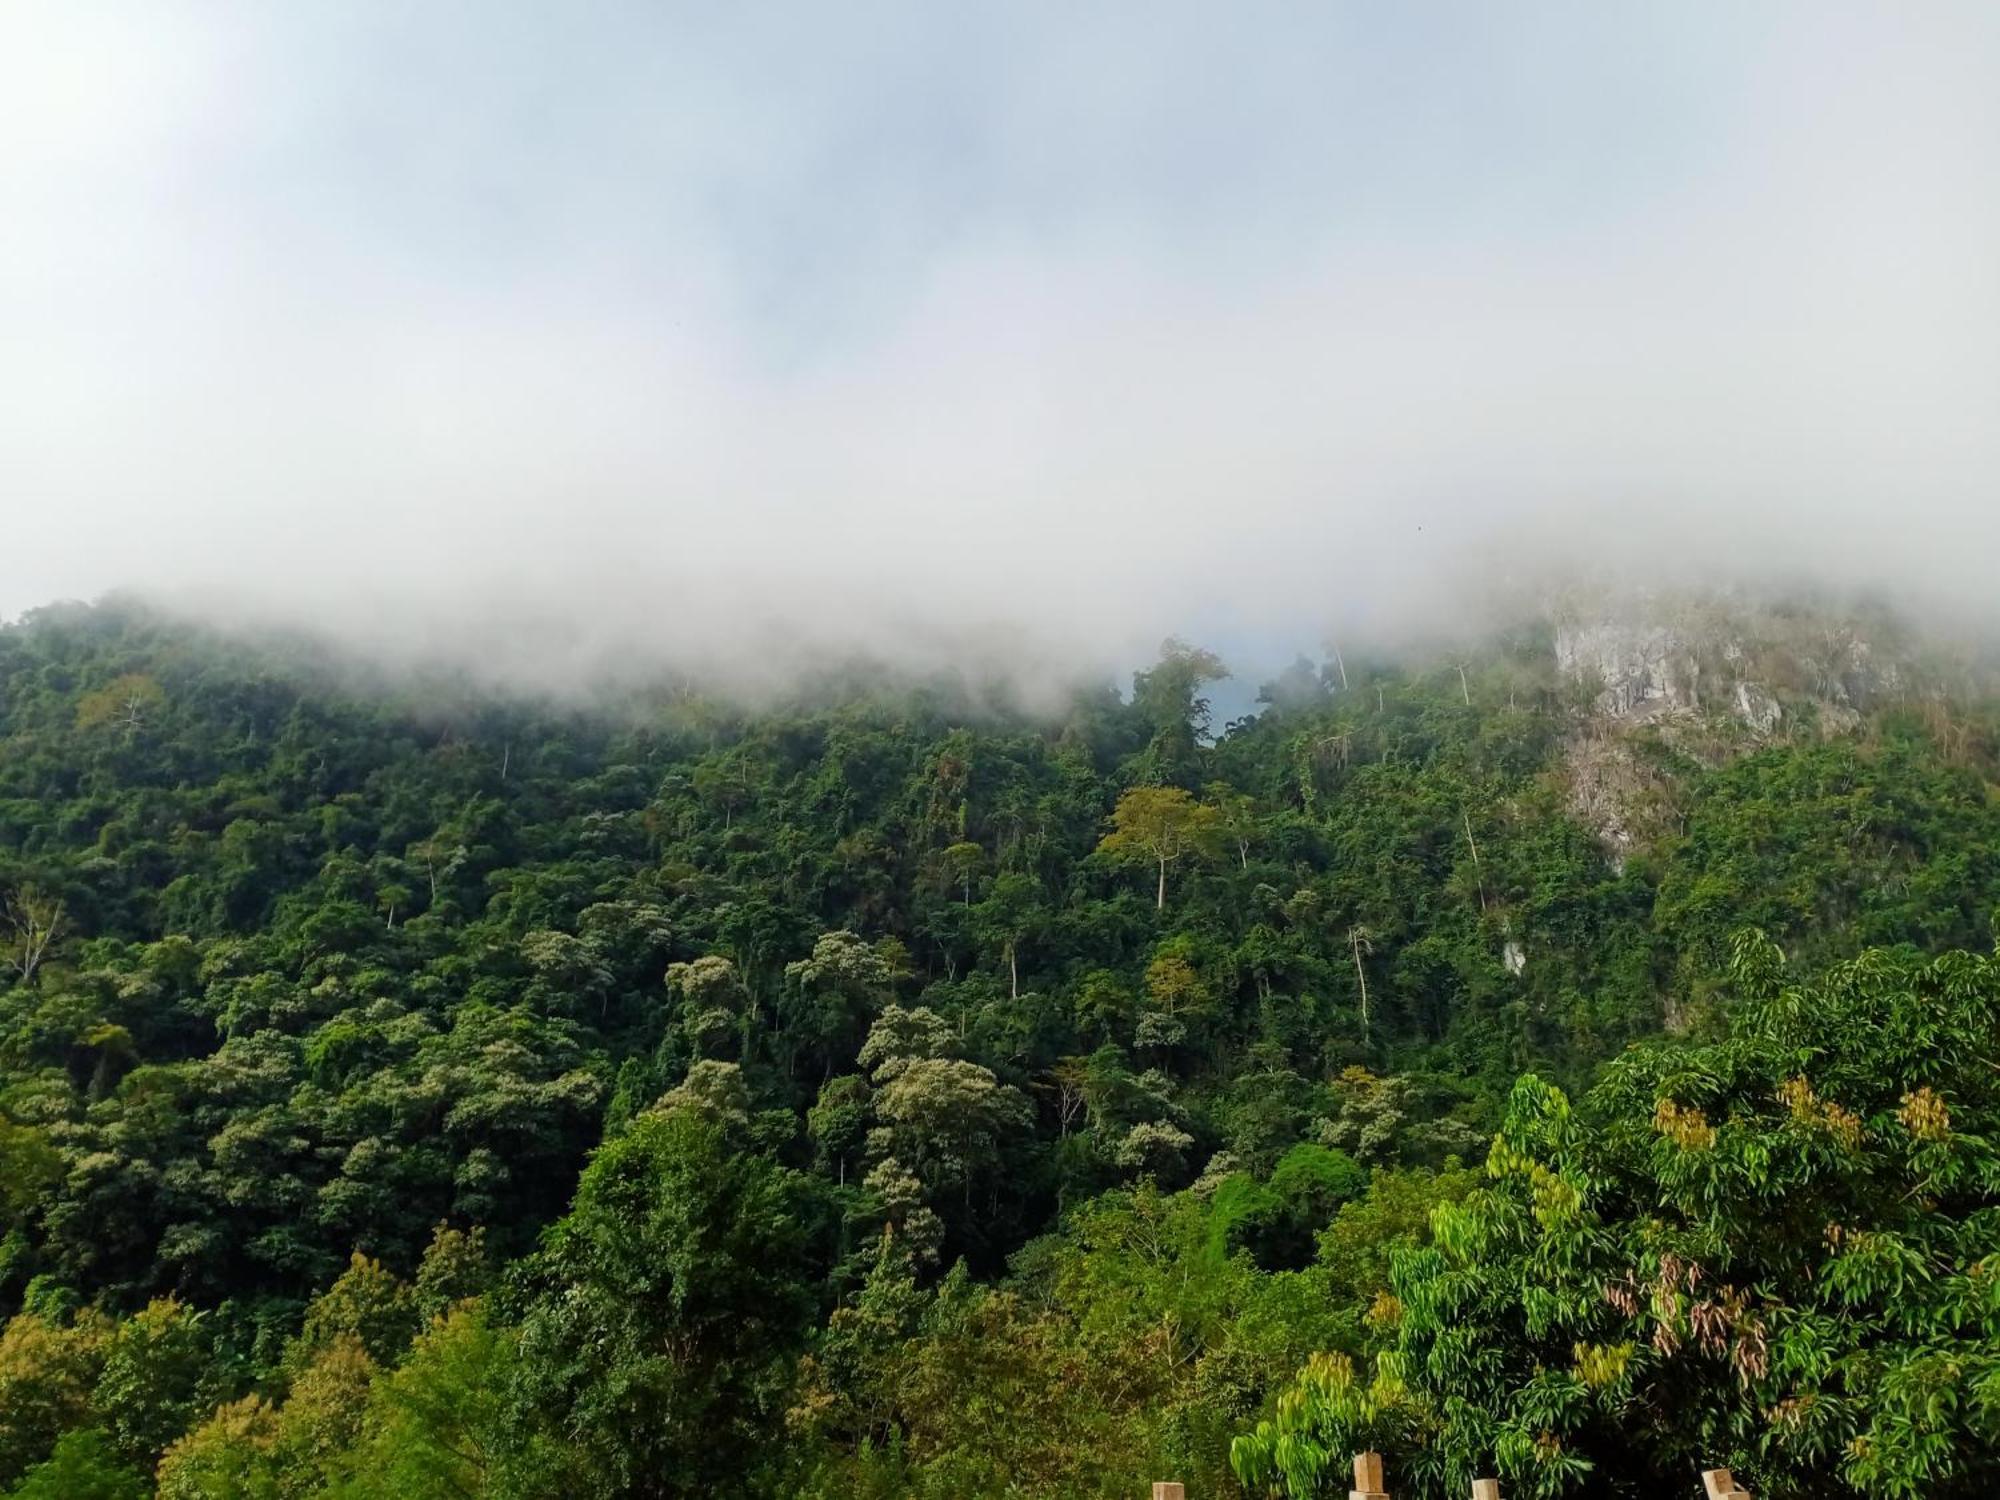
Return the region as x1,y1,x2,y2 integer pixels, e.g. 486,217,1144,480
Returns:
3,3,1996,688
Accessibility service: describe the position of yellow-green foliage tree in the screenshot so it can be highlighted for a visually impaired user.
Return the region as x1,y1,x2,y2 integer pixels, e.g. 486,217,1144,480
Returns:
1097,787,1223,909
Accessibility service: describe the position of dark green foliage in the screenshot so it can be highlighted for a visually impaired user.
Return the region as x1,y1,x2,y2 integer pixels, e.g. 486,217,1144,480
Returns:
1209,1145,1367,1271
511,1105,830,1497
1653,737,2000,981
0,600,1997,1493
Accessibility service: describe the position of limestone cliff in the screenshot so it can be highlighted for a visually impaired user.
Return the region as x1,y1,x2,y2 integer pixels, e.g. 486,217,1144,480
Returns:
1547,596,1928,864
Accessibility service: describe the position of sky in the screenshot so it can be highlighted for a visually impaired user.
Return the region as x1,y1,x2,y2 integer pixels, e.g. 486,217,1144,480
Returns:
2,2,1997,688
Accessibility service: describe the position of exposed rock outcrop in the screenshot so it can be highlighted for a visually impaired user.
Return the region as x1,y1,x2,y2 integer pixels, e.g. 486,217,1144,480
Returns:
1555,621,1700,720
1733,680,1781,735
1549,597,1917,863
1555,617,1790,734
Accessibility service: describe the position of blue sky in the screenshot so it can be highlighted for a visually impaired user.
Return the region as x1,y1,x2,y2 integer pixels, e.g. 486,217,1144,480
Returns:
2,3,1997,687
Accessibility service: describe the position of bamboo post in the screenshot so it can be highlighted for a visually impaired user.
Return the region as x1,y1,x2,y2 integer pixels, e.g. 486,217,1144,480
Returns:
1151,1485,1185,1500
1351,1450,1390,1500
1702,1468,1752,1500
1472,1482,1501,1500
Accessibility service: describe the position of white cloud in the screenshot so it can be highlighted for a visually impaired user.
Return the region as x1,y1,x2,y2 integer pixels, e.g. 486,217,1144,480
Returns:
2,2,1996,685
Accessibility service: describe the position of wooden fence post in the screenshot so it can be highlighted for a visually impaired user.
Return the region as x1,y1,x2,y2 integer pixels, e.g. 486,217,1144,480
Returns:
1151,1485,1185,1500
1471,1481,1501,1500
1351,1450,1390,1500
1702,1468,1752,1500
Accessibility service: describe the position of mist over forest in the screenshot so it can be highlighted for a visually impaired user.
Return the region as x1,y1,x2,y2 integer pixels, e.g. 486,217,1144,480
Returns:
4,5,2000,1500
6,3,2000,682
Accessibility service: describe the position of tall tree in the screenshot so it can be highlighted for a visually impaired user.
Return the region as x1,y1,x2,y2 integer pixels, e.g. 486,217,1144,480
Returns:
513,1104,828,1498
1097,787,1224,909
1130,639,1229,783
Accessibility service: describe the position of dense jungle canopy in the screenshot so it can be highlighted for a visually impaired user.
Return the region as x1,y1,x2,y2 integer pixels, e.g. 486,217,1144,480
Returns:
0,600,1997,1498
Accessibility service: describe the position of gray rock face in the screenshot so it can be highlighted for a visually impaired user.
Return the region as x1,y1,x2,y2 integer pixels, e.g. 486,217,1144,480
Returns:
1556,619,1785,733
1552,598,1927,865
1560,728,1658,870
1733,681,1782,735
1554,622,1700,720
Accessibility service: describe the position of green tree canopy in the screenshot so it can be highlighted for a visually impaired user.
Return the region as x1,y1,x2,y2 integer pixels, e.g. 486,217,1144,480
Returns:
1237,933,2000,1499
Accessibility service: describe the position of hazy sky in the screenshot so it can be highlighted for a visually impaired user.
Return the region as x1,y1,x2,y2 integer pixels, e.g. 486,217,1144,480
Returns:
3,2,1997,680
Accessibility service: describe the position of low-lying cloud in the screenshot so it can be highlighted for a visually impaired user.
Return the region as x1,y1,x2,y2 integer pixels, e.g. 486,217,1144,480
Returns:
3,2,1996,689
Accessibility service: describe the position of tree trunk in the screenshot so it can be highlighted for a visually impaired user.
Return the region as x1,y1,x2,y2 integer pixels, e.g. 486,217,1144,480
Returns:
1352,940,1370,1039
1008,942,1019,1000
6,895,65,986
1463,810,1489,911
1156,858,1167,909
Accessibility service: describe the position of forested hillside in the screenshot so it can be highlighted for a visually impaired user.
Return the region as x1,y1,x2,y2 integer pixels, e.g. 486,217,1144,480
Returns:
1,599,1997,1498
